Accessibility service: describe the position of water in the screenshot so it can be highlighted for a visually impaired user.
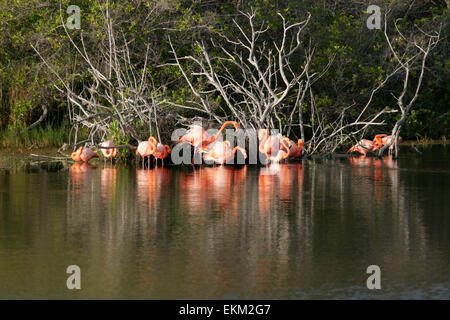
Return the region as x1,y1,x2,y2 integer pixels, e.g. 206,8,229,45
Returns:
0,145,449,299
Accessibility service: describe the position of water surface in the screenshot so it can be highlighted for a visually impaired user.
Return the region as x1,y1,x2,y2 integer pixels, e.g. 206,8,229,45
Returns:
0,145,449,299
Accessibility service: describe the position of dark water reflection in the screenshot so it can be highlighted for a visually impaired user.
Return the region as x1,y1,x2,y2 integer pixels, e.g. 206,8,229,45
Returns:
0,145,449,299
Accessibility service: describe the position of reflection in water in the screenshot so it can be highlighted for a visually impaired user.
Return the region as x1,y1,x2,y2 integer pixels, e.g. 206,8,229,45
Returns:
179,166,247,215
0,146,449,299
101,167,117,204
70,163,97,196
136,168,171,214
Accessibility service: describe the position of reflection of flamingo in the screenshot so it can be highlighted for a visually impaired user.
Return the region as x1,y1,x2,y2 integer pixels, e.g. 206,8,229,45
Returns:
71,162,97,172
136,168,171,212
100,167,117,202
281,138,304,158
179,166,247,215
70,163,97,194
348,156,398,203
136,139,156,169
71,146,99,162
258,129,290,163
179,121,239,150
149,137,171,167
348,155,373,167
258,163,303,215
99,140,118,164
347,139,376,156
203,141,247,165
373,134,403,154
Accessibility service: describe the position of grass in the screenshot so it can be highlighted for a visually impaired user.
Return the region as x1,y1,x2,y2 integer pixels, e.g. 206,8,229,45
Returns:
0,125,69,149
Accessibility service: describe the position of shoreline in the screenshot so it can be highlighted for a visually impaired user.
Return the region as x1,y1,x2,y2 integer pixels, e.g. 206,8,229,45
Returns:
0,139,450,158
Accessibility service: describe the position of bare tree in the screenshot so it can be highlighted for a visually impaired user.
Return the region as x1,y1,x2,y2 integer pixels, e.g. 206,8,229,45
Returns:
377,13,442,157
168,9,422,156
166,9,317,132
33,2,167,150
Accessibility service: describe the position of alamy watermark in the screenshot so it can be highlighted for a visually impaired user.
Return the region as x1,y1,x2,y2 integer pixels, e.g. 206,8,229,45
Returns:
366,265,381,289
66,265,81,290
66,5,81,30
366,5,381,30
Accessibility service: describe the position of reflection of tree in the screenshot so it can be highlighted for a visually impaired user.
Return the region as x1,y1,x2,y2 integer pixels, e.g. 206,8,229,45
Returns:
58,160,448,298
345,156,430,286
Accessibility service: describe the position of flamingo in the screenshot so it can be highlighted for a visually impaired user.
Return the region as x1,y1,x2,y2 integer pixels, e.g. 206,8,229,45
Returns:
347,139,376,156
281,138,304,159
71,146,99,162
149,137,171,167
373,134,403,154
179,121,239,150
258,129,291,163
99,140,118,164
203,140,247,165
136,139,156,169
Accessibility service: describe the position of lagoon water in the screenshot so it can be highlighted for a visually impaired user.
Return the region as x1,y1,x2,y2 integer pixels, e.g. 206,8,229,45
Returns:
0,145,449,299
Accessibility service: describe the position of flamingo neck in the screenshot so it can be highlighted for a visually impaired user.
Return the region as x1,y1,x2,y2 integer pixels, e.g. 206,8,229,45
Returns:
259,129,269,153
280,138,290,152
208,121,237,144
233,146,247,159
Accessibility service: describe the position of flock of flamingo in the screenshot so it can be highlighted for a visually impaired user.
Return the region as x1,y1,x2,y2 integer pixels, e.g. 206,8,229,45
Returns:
70,121,400,167
347,134,402,156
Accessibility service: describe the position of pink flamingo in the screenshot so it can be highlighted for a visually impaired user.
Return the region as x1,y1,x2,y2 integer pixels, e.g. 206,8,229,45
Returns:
258,129,291,163
149,137,171,167
71,146,99,163
99,140,118,164
281,138,304,158
203,140,247,165
179,121,239,150
373,134,403,154
136,139,156,169
347,139,376,156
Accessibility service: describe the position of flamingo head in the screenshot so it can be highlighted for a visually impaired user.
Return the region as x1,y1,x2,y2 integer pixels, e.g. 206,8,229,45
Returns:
179,134,191,144
230,121,239,130
148,136,158,146
240,148,248,159
372,134,387,150
372,138,383,150
71,146,83,161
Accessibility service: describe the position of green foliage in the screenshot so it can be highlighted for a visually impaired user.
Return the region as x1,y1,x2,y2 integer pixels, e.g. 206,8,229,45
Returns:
0,0,448,146
0,125,68,148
